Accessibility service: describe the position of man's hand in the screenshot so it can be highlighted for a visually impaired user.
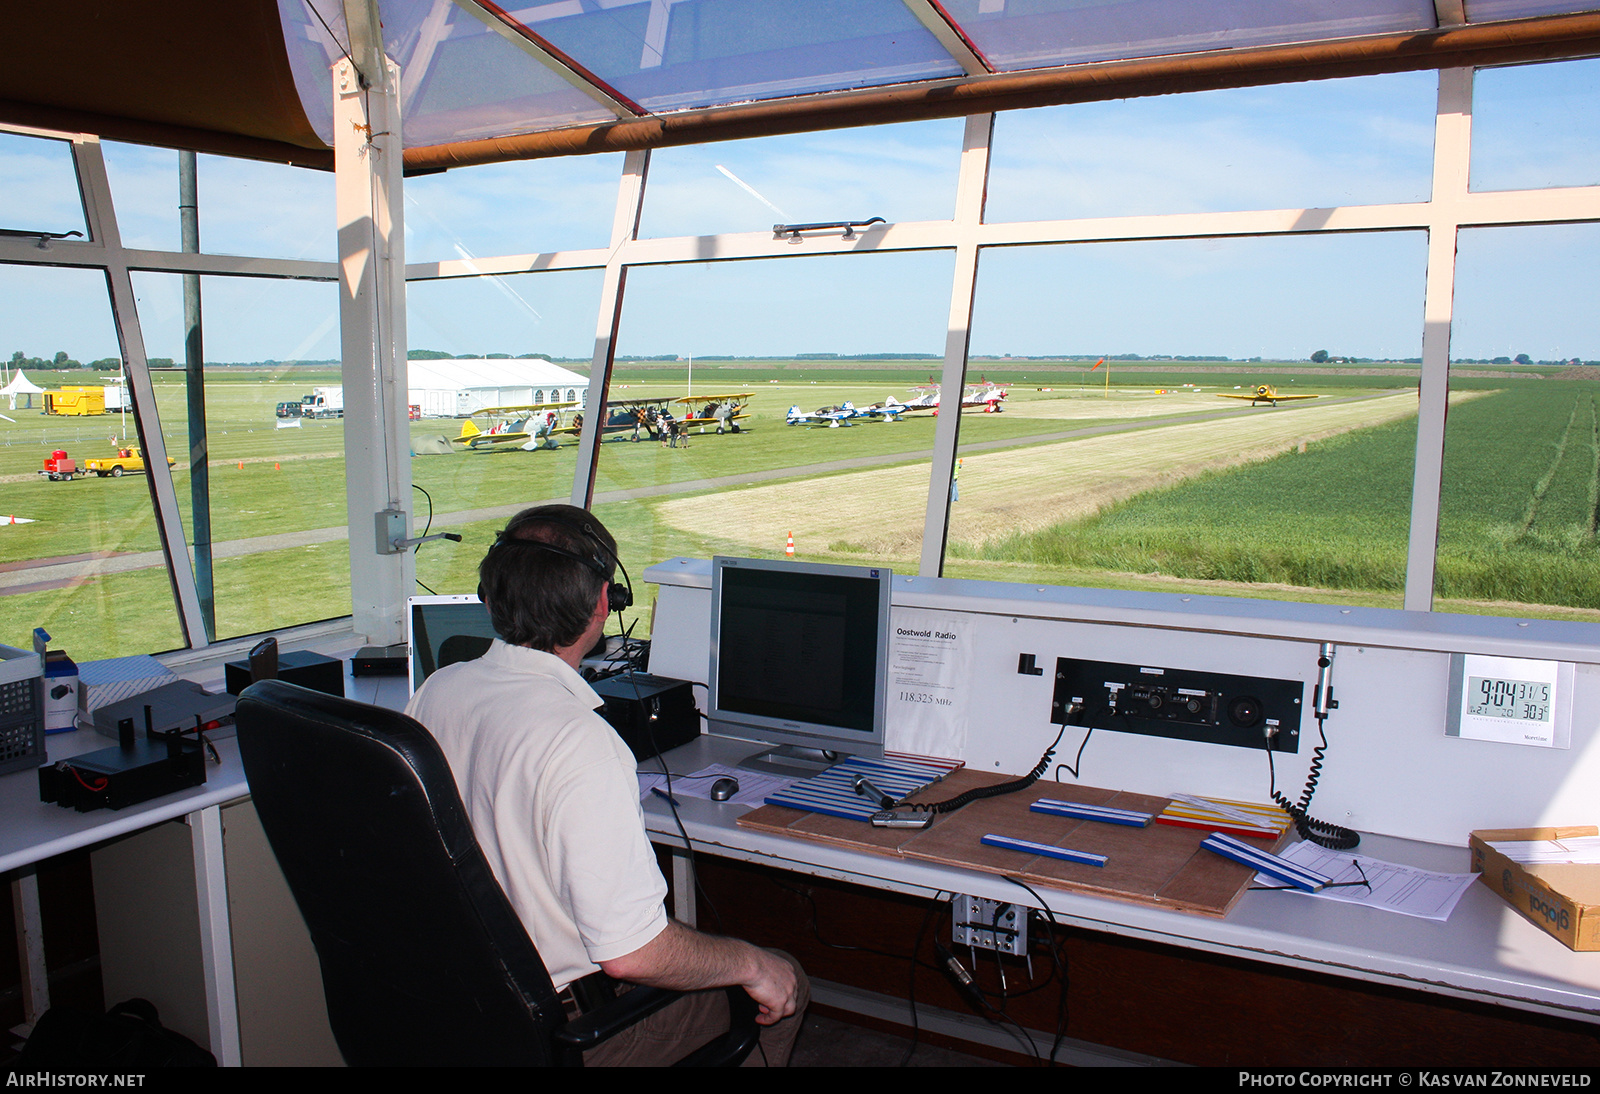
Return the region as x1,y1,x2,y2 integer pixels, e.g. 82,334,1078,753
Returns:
742,946,800,1025
599,921,802,1024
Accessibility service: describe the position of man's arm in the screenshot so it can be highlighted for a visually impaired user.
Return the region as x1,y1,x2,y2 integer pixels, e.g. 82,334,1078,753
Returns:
598,920,800,1025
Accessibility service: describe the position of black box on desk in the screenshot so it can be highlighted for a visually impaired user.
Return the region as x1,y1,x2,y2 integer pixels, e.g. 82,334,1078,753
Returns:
592,673,698,761
224,650,344,698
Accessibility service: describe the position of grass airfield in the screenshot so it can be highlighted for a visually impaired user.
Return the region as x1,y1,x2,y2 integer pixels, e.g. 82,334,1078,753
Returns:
3,360,1597,659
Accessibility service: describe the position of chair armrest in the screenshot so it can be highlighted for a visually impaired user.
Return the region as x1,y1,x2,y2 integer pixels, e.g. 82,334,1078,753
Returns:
669,987,760,1068
553,985,683,1050
553,986,761,1067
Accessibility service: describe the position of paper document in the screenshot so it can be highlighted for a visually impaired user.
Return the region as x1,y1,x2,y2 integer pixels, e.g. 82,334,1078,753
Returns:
887,608,972,756
1257,841,1477,921
638,763,790,808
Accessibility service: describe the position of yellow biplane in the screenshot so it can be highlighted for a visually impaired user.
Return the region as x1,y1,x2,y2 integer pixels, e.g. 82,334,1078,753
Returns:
1216,384,1320,407
454,392,753,450
452,400,579,451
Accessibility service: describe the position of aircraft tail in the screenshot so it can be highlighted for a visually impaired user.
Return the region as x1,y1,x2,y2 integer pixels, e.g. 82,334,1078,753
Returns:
457,419,481,441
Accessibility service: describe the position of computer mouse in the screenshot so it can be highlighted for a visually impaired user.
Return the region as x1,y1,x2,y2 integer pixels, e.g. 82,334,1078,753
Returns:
709,777,740,802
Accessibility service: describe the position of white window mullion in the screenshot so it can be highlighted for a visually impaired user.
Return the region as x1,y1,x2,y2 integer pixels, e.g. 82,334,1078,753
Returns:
921,113,993,577
1405,67,1473,612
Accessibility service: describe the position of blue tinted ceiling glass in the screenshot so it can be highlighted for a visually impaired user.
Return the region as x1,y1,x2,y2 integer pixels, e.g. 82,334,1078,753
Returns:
529,0,963,111
939,0,1438,71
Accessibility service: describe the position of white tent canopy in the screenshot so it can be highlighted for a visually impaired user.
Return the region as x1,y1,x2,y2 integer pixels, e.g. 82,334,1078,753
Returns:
2,369,44,410
406,359,589,418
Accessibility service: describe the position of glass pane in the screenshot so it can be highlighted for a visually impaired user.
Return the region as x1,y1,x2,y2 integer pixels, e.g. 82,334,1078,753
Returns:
131,271,347,642
101,141,180,252
0,263,185,660
1437,224,1600,620
947,232,1427,608
1471,59,1600,192
405,154,624,261
533,0,961,112
639,119,964,238
0,132,85,240
942,0,1435,71
196,154,334,261
1465,0,1600,18
987,72,1436,223
589,251,954,631
405,269,607,599
276,0,617,149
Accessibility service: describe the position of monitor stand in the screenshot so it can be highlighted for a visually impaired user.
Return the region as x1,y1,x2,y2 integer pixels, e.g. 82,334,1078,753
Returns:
735,744,846,780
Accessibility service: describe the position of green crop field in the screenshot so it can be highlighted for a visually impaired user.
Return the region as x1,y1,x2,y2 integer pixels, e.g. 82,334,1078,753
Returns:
961,378,1600,615
3,360,1595,660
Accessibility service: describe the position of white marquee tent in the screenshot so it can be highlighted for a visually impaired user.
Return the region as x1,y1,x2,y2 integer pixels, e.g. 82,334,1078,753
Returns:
406,359,589,418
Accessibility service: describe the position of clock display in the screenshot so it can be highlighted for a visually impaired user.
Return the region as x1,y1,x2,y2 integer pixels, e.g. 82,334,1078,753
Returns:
1467,676,1551,722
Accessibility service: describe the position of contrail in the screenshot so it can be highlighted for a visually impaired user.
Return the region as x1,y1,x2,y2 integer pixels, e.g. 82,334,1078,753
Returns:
715,165,789,220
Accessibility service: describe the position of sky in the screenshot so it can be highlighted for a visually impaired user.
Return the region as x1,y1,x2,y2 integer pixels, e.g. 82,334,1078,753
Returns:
2,60,1597,367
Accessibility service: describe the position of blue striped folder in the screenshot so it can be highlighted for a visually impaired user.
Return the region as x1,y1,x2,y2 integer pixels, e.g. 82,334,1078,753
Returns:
763,755,953,821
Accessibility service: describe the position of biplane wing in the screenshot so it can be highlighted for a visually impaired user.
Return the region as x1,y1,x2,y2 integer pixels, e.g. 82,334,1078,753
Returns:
674,391,753,432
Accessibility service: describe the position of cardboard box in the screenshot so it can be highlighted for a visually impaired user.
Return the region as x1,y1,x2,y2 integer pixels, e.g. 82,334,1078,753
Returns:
1469,826,1600,951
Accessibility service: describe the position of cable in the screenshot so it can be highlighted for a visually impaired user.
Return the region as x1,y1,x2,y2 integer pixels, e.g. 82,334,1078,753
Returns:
1003,878,1070,1066
908,722,1067,815
1264,645,1358,849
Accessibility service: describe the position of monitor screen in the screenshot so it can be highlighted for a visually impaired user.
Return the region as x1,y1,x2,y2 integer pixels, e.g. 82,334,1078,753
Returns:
707,556,891,773
406,595,499,694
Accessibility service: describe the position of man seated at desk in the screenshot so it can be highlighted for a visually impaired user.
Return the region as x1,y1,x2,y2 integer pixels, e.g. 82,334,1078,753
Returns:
406,504,807,1065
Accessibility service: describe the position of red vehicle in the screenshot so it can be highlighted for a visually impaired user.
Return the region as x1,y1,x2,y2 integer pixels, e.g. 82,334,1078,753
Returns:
39,450,78,482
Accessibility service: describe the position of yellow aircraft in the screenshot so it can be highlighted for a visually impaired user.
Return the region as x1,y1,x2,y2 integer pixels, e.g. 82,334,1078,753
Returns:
454,392,753,450
670,392,754,434
1216,384,1320,407
452,400,579,451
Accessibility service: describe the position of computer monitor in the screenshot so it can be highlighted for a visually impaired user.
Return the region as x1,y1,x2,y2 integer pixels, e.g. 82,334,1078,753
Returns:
707,556,892,776
406,594,499,694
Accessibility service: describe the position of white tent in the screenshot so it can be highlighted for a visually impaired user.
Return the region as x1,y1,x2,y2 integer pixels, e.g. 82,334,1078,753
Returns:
406,358,589,418
2,370,44,410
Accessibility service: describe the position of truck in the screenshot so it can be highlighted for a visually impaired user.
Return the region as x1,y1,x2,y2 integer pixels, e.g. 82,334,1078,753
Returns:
300,387,343,419
83,446,176,478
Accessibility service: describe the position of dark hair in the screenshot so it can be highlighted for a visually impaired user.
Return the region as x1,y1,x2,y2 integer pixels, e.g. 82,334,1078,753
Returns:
478,505,618,652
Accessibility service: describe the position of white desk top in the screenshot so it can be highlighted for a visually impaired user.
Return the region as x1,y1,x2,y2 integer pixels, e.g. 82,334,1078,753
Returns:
645,735,1600,1025
0,727,249,876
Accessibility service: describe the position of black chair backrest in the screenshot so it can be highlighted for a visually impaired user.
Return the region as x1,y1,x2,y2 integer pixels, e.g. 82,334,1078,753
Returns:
236,680,568,1066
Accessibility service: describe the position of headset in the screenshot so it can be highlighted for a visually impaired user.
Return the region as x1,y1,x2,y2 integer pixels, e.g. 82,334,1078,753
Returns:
481,509,633,615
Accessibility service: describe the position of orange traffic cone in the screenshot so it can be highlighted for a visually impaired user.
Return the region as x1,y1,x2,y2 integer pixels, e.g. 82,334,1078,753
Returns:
274,462,280,471
237,460,243,470
785,531,795,558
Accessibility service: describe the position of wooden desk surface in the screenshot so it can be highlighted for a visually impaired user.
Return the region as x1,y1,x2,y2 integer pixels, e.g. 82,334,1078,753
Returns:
647,734,1600,1025
739,771,1274,917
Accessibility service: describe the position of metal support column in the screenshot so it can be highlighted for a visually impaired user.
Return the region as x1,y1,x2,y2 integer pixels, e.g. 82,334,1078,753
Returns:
920,113,993,577
1405,68,1472,612
334,8,412,645
180,151,215,641
572,148,650,507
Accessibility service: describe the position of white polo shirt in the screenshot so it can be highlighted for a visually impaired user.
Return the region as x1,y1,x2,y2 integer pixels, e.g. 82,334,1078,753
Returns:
405,639,669,989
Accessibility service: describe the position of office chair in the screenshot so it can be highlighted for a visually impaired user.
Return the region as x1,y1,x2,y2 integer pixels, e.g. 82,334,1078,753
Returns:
235,680,759,1066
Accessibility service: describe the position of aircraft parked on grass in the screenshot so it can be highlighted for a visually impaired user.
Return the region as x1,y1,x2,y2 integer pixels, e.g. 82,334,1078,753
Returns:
1216,384,1319,407
787,402,861,427
454,392,752,450
453,400,577,451
891,377,1009,414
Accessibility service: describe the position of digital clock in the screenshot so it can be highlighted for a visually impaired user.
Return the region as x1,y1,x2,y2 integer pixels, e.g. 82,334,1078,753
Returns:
1446,654,1572,749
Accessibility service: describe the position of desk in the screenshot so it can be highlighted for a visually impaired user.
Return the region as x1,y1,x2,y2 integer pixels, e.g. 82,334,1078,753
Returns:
0,728,249,1064
1,640,404,1067
645,736,1600,1038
